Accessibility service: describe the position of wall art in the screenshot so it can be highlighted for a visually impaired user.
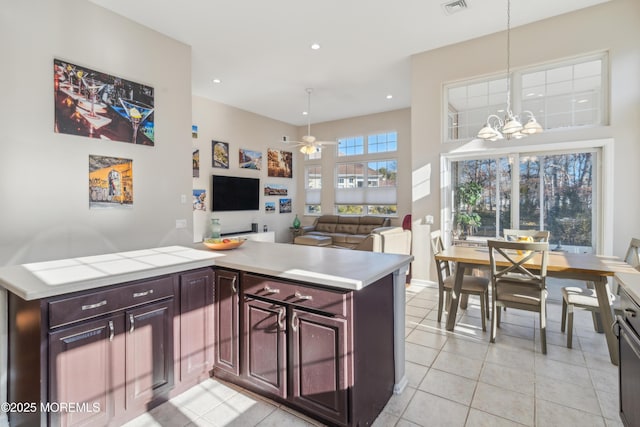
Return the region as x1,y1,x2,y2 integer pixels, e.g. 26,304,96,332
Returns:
212,140,229,168
239,148,262,170
267,148,292,178
279,198,292,213
193,149,200,177
192,125,198,138
89,155,133,209
265,202,276,213
193,189,207,211
264,183,287,196
54,59,154,145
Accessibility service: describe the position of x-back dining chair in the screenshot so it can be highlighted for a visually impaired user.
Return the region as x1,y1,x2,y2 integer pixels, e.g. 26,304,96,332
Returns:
430,230,490,331
488,239,550,353
561,237,640,348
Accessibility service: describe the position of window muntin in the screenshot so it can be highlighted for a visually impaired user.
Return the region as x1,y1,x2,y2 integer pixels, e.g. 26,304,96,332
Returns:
305,165,321,216
368,132,397,153
445,54,606,142
305,166,321,189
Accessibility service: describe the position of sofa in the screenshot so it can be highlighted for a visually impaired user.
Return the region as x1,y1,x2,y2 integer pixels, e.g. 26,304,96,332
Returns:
300,215,391,250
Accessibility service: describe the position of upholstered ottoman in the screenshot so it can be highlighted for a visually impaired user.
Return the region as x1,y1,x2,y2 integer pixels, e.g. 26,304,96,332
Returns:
294,235,332,247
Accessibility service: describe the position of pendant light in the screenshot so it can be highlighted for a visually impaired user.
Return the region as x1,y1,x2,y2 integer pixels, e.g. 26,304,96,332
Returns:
477,0,543,141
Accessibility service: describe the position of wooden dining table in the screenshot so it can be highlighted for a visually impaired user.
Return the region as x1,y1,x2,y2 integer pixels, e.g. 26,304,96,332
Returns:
435,245,639,365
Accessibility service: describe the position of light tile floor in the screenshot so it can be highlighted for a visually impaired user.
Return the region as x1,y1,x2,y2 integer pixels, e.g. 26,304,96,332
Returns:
123,282,623,427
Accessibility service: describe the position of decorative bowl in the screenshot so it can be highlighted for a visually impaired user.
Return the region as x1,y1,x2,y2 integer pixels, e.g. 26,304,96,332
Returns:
203,238,246,250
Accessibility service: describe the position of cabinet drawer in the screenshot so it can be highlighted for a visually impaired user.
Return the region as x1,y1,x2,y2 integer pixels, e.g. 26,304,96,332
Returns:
49,276,175,328
242,273,348,317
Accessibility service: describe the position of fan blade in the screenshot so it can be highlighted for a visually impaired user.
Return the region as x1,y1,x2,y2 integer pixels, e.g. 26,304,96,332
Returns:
316,140,338,145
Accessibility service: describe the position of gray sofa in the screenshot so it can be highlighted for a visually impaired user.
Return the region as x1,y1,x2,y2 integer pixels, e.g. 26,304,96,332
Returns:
301,215,391,249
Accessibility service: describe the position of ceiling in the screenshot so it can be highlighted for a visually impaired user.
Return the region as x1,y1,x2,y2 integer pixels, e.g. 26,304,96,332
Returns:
89,0,609,127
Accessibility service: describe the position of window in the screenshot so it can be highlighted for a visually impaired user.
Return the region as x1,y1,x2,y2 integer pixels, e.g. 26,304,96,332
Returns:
450,149,597,252
305,165,321,215
445,53,607,142
335,131,398,216
337,136,364,157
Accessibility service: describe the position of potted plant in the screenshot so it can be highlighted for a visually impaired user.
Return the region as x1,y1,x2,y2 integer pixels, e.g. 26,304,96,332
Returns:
455,181,482,238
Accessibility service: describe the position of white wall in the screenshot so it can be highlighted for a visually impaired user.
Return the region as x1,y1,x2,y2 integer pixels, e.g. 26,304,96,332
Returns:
0,0,194,266
410,0,640,264
191,96,298,243
293,108,412,228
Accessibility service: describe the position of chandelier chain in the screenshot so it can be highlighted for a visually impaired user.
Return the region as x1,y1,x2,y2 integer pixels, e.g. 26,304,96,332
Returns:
506,0,512,115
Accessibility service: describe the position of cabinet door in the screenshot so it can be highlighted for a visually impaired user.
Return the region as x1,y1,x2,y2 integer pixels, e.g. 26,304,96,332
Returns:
125,299,174,410
214,269,240,375
290,309,348,426
49,314,125,427
243,298,287,397
179,269,214,382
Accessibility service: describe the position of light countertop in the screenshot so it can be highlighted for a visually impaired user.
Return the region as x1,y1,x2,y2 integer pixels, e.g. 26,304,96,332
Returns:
0,241,413,300
616,271,640,306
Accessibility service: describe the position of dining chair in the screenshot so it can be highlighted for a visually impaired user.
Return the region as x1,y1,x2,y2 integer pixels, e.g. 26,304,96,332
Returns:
430,230,490,331
488,239,550,353
561,237,640,348
503,229,551,242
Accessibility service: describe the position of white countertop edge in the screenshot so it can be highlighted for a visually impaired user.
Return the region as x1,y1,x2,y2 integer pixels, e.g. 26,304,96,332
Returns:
616,271,640,306
0,243,413,300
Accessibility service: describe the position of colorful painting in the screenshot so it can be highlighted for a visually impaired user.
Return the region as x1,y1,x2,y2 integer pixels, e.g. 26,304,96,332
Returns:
264,183,288,196
279,198,292,213
212,140,229,168
192,125,198,138
265,202,276,213
89,155,133,209
54,59,154,145
193,149,200,177
239,149,262,170
267,149,292,178
193,189,207,211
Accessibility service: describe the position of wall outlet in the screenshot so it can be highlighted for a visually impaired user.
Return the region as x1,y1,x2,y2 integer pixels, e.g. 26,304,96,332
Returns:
180,194,187,204
175,219,187,229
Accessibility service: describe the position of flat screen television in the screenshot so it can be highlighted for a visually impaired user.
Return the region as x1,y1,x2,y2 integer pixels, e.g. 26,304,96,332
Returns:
212,175,260,212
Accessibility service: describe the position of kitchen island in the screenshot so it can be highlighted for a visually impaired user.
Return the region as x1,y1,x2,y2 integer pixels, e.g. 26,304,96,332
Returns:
0,241,412,426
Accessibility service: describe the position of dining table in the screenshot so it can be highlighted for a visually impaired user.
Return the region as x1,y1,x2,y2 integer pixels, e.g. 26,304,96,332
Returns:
435,245,639,365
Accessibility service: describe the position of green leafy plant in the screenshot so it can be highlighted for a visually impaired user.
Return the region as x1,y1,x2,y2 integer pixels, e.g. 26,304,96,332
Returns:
455,181,482,236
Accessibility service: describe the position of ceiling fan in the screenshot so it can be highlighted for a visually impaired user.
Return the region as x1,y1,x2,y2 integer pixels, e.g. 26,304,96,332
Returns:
282,88,337,154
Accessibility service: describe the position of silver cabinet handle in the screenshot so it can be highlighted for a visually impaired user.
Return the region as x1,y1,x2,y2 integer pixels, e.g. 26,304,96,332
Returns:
82,300,107,311
264,285,280,294
133,290,153,298
291,311,299,332
129,314,135,334
294,291,313,301
231,276,238,294
108,320,114,342
277,307,286,330
625,308,637,318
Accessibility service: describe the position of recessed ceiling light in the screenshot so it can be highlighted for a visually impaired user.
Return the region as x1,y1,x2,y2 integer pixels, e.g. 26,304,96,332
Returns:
386,94,393,99
310,43,321,50
212,78,221,84
302,111,308,115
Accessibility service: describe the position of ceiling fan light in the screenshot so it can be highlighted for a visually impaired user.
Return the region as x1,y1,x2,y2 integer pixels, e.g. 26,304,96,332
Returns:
300,145,318,155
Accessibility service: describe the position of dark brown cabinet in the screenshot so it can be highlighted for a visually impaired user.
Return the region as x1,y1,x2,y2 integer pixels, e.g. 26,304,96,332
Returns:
125,299,174,409
48,314,125,427
238,272,394,426
243,298,287,398
213,268,241,376
178,268,214,384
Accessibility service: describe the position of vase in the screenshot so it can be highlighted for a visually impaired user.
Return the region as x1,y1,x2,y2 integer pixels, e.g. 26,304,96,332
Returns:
210,218,221,239
293,214,301,229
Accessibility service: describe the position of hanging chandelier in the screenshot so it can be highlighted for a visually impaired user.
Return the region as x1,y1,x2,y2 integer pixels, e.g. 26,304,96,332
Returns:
477,0,543,141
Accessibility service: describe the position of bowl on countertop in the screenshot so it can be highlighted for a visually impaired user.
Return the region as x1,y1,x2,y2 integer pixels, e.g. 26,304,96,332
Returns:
203,238,246,250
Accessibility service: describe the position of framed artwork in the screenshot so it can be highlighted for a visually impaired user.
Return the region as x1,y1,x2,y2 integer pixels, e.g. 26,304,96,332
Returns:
192,125,198,138
193,149,199,177
267,148,292,178
264,183,287,196
279,198,292,213
89,155,133,209
193,189,206,211
54,59,155,145
239,148,262,170
265,202,276,213
212,140,229,168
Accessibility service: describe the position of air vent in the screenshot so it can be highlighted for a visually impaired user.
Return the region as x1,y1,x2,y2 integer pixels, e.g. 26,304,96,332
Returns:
442,0,468,15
